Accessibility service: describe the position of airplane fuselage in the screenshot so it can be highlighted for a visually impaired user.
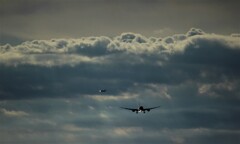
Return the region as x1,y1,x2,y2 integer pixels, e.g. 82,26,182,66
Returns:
136,106,147,113
121,105,160,114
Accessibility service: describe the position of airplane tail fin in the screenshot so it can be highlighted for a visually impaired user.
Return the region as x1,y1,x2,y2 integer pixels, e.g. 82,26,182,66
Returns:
137,100,141,108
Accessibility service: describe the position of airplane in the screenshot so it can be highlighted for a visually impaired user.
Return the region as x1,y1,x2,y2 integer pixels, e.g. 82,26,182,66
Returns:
120,105,160,114
99,89,107,93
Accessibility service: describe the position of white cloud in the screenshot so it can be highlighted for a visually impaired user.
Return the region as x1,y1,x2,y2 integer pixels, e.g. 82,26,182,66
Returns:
113,127,143,137
231,34,240,37
88,93,138,102
186,28,206,37
1,28,240,67
198,80,238,98
0,108,29,117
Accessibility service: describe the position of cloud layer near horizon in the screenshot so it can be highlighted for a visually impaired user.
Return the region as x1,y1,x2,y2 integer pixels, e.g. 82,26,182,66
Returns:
1,28,240,99
1,28,239,66
0,28,240,144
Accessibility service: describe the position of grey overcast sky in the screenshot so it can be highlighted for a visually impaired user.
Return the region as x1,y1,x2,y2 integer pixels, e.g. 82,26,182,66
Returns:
1,0,240,144
1,0,240,44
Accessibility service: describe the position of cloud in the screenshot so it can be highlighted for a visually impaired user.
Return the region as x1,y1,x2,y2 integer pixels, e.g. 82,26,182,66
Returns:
113,127,143,137
231,33,240,37
1,28,240,144
186,28,206,37
0,28,240,100
0,108,29,117
1,28,239,67
89,93,138,102
198,80,239,98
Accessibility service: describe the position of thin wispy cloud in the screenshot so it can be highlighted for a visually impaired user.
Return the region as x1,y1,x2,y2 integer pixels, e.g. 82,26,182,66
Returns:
0,108,29,117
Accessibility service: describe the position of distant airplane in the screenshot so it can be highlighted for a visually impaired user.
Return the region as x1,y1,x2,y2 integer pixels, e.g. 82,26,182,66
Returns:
120,105,160,114
99,89,107,93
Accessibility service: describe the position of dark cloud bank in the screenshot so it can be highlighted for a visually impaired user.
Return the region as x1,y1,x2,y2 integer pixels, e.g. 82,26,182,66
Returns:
0,28,240,144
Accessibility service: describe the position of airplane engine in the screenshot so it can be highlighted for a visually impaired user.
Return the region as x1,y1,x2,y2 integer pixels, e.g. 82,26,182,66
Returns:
147,110,150,112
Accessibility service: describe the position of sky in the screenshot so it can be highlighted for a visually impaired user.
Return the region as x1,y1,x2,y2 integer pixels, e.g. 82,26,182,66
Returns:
1,0,240,44
0,0,240,144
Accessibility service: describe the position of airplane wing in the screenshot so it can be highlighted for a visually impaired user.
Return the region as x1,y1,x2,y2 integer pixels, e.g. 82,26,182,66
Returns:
120,107,138,112
144,106,161,111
